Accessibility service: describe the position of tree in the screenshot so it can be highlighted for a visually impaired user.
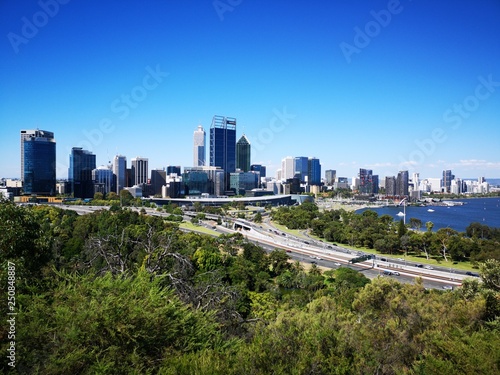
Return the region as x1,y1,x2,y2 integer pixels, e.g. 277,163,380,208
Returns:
254,212,263,223
409,217,422,231
93,192,104,200
397,219,407,238
119,189,134,206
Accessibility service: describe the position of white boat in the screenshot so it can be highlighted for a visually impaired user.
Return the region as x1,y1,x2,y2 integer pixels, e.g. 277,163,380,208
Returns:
427,209,435,212
396,211,405,217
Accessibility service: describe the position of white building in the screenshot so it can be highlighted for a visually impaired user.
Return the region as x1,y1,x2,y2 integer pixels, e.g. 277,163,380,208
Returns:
193,125,206,166
131,157,148,186
281,156,294,181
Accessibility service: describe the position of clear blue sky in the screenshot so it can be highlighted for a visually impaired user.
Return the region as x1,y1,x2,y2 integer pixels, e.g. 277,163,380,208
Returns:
1,0,499,180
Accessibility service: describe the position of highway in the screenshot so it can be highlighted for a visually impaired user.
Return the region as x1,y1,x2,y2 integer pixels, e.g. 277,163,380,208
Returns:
50,203,471,290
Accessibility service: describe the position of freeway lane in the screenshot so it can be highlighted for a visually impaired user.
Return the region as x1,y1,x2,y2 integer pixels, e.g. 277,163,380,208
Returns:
47,204,466,290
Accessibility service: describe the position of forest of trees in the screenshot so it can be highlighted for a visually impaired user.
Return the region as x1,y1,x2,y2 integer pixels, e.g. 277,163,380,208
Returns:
272,201,500,263
1,200,499,374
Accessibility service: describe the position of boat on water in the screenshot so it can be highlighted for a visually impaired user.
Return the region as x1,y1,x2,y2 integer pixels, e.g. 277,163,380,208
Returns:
427,209,435,212
397,212,405,217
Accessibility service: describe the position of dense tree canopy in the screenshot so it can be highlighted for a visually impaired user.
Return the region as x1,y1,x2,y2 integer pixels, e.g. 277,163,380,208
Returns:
1,200,499,374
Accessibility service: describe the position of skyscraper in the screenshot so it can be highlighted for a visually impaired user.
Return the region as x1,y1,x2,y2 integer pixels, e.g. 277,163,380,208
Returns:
131,157,148,186
308,157,321,186
193,125,206,166
294,156,308,182
325,170,336,186
359,168,373,194
69,147,96,199
210,115,236,190
442,170,454,193
236,134,251,172
21,129,56,195
113,155,127,193
281,156,294,181
396,170,409,197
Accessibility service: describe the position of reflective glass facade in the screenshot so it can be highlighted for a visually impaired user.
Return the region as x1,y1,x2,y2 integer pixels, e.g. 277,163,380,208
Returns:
23,136,56,195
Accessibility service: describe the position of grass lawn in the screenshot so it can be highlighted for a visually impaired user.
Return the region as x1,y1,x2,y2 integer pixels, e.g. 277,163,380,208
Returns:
303,230,479,271
180,222,220,236
270,221,309,239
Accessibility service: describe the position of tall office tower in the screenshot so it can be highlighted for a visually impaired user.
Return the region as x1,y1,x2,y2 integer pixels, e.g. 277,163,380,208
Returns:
442,170,454,193
193,125,206,166
210,115,236,189
69,147,96,199
131,157,149,185
358,168,373,194
281,156,294,180
150,169,167,196
372,175,379,194
385,176,397,196
294,156,308,182
396,170,409,197
236,134,251,172
113,155,127,193
325,170,336,186
167,166,181,175
21,129,56,195
308,157,321,186
92,165,114,195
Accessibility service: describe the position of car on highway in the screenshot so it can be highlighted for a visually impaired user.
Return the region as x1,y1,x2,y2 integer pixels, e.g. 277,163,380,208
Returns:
334,262,341,266
424,265,433,270
415,264,423,268
442,285,453,290
465,271,479,277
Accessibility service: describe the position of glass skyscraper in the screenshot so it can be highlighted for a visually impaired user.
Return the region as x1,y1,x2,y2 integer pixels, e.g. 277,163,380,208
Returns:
236,134,251,172
308,157,321,186
21,129,56,195
210,115,236,190
69,147,96,199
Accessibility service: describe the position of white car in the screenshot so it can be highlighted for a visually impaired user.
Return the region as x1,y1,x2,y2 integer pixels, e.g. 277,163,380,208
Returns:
424,265,433,270
334,262,341,266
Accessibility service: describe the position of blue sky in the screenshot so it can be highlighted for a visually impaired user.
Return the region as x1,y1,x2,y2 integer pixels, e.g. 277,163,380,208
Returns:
1,0,499,181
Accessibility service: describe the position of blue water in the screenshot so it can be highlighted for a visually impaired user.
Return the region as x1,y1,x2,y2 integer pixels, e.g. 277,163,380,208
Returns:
357,197,500,232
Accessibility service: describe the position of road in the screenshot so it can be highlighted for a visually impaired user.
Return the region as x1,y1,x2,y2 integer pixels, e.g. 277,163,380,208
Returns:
50,204,469,290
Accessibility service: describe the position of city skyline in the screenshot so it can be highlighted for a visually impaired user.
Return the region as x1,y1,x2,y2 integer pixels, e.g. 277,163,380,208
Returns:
1,1,499,179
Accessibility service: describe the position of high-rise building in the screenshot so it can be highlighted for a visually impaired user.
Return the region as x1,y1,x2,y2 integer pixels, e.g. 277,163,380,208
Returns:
193,125,206,166
396,170,409,197
210,115,236,189
442,170,454,193
325,170,336,186
281,156,294,181
294,156,308,182
21,129,56,195
131,157,149,186
250,164,266,178
372,175,379,194
308,157,321,186
69,147,96,199
236,135,251,172
358,168,373,194
385,176,397,196
150,169,167,196
113,155,127,193
92,165,114,195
